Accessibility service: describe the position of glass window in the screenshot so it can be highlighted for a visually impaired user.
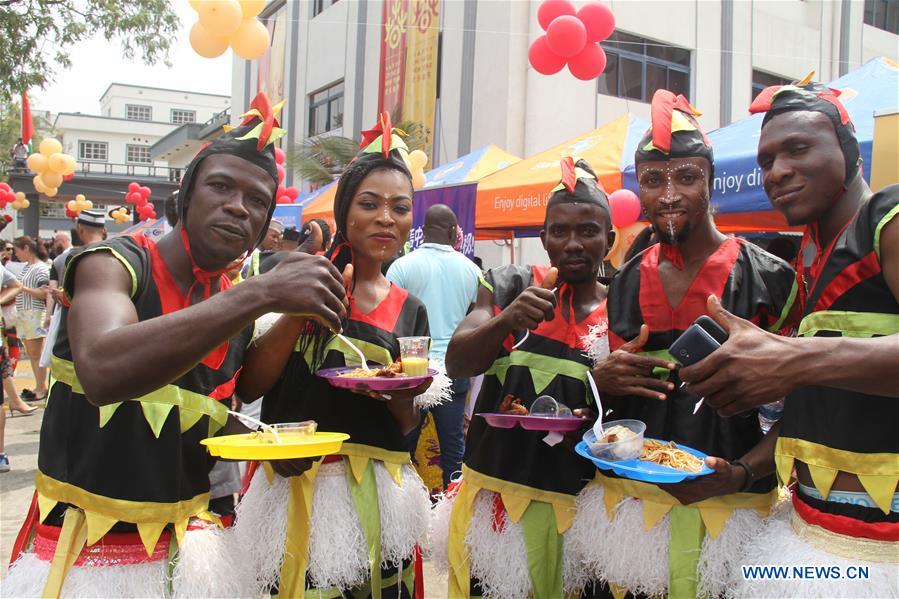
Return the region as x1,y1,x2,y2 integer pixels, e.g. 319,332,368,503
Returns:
864,0,899,34
126,104,152,121
751,70,791,102
126,145,152,164
313,0,339,17
308,80,345,136
171,109,197,124
598,31,692,102
78,141,108,162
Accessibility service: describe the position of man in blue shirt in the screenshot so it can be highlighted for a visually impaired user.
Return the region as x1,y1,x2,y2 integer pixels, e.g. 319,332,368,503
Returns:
387,204,481,488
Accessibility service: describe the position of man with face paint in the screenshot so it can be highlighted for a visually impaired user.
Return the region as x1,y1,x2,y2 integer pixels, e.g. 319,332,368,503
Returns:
679,78,899,596
434,158,614,599
4,93,348,597
584,90,799,599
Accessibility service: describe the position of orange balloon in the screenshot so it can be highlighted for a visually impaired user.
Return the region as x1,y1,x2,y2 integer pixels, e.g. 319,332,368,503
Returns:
26,153,47,173
42,171,63,189
238,0,266,19
197,0,243,37
48,153,69,174
190,21,231,58
230,19,270,60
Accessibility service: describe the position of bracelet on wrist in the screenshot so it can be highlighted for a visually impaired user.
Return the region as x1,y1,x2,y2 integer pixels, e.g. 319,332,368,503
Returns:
732,458,755,493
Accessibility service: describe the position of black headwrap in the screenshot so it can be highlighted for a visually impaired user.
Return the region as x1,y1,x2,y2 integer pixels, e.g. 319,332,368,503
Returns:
634,89,714,182
546,157,611,226
176,92,284,249
749,75,860,186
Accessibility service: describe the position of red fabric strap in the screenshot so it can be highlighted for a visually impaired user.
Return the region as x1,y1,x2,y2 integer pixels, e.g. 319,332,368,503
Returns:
33,523,171,566
9,491,39,568
793,492,899,542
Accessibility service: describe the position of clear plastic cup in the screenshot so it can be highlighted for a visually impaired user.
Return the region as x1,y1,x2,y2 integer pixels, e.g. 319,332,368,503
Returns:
261,421,317,443
584,419,646,461
398,336,430,376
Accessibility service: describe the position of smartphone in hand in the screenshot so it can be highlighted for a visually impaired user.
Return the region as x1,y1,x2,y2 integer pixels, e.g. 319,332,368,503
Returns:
669,316,729,366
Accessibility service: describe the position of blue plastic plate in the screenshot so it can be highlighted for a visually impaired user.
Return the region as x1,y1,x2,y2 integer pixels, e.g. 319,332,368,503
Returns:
575,438,714,483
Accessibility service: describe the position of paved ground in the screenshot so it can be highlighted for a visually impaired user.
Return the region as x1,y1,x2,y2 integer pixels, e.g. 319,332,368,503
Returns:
0,360,449,596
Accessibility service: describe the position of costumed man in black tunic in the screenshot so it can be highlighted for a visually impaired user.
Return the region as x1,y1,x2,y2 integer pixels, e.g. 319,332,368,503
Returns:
680,75,899,598
4,93,349,598
584,89,799,599
435,158,614,599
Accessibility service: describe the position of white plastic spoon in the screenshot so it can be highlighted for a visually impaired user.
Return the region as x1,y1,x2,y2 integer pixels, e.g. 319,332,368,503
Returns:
335,332,370,371
227,410,281,444
587,371,605,439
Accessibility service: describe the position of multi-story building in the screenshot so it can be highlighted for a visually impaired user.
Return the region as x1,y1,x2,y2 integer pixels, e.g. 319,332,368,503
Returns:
231,0,898,267
11,83,230,237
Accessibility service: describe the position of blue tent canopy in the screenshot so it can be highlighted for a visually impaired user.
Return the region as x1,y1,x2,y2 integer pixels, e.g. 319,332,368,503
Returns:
623,57,898,231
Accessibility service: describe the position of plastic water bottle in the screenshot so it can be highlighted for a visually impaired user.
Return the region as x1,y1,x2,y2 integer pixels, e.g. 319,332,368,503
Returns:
758,399,785,433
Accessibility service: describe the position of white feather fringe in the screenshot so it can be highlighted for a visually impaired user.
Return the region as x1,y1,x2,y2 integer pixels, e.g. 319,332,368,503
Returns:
252,312,282,343
429,487,593,599
735,504,899,598
3,527,254,598
573,484,780,599
415,359,452,409
235,459,429,595
581,322,610,365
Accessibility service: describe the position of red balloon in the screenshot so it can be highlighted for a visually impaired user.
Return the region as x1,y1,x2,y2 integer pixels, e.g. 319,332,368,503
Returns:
567,43,607,80
125,191,140,204
63,173,74,181
546,15,587,58
135,195,148,208
274,147,286,165
577,2,615,42
3,214,12,223
139,186,152,198
528,36,567,75
609,188,642,228
276,195,291,204
128,182,140,193
2,191,14,203
0,182,10,192
65,208,78,219
537,0,576,31
285,186,299,200
276,164,286,183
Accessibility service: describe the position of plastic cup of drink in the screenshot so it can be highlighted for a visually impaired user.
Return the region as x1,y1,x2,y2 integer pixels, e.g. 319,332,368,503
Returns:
398,336,430,376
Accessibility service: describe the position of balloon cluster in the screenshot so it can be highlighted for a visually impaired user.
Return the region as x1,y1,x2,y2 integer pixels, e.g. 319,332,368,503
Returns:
66,194,93,219
405,149,428,189
110,206,131,225
125,182,156,221
26,138,77,198
528,0,615,81
0,182,29,210
189,0,270,60
606,188,644,268
273,147,301,204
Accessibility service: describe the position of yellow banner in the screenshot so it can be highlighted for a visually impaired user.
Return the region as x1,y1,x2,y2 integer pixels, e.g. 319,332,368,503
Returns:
401,0,440,158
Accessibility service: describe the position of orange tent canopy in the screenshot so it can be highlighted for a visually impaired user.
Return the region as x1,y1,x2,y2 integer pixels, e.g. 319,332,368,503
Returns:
475,113,647,233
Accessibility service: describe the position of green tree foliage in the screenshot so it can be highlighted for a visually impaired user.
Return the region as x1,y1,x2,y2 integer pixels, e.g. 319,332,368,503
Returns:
0,0,180,100
288,120,431,188
0,97,53,181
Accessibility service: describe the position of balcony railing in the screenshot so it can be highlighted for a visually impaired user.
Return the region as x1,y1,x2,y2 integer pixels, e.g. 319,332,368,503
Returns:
73,161,183,182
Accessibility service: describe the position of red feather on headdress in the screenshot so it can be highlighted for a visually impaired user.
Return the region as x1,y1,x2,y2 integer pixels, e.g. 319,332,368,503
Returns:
748,85,783,114
560,157,576,193
239,92,282,151
649,90,700,153
360,111,393,158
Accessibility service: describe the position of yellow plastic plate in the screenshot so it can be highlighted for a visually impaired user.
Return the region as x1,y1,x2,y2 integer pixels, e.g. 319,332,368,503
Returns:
201,431,350,460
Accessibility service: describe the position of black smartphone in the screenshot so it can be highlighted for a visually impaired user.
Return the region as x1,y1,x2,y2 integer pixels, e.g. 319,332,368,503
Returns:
669,316,729,366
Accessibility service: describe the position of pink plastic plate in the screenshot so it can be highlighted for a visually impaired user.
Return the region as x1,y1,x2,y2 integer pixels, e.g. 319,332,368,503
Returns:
477,413,586,432
316,366,437,393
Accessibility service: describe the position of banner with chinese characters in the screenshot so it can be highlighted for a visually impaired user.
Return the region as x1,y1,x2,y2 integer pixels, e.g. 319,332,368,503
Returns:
401,0,440,157
378,0,409,119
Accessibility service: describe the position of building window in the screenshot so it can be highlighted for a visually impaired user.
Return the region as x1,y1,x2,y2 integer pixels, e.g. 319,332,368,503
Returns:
171,109,197,124
126,104,152,121
78,141,108,162
751,70,791,101
313,0,339,17
864,0,899,34
308,81,344,137
126,144,152,164
597,32,691,102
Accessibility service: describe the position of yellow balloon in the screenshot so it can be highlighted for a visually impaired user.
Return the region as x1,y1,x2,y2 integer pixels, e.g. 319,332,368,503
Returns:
48,153,69,174
33,175,47,193
15,191,25,201
44,187,58,198
412,170,426,190
75,194,86,203
83,200,93,210
189,21,231,58
42,171,63,189
62,154,77,176
67,200,78,211
21,199,30,209
39,138,62,157
11,200,22,210
26,153,48,173
230,18,270,60
188,0,202,10
409,149,428,170
197,0,243,37
238,0,266,19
